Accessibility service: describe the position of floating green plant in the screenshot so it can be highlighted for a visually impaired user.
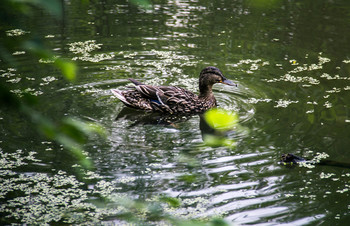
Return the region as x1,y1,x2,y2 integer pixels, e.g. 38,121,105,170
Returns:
6,29,30,36
68,40,114,62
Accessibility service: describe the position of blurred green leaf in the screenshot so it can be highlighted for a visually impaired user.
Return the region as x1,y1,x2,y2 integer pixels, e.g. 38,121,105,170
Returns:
307,112,315,124
22,40,52,59
20,104,56,139
177,154,200,168
13,0,62,18
204,108,238,131
209,218,230,226
0,43,16,66
129,0,152,10
22,41,77,82
60,121,87,144
54,132,93,169
62,117,107,138
159,196,181,208
147,203,164,221
1,0,93,171
20,105,104,169
247,0,282,9
54,59,77,82
203,134,236,148
178,174,197,183
202,109,238,147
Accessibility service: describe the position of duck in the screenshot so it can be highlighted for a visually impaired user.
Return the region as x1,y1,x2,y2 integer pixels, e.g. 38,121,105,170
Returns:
111,66,237,114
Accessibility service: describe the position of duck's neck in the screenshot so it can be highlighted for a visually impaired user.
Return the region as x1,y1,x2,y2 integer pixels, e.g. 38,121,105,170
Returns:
199,84,213,98
199,85,216,106
198,83,217,109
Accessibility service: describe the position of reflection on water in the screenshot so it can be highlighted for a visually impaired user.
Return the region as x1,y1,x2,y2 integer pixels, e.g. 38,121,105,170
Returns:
2,0,350,224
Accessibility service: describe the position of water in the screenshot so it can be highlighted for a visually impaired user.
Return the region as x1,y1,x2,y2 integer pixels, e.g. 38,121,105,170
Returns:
1,0,350,224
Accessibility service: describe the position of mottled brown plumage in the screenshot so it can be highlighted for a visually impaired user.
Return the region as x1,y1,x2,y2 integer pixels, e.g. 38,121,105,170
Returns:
111,66,237,114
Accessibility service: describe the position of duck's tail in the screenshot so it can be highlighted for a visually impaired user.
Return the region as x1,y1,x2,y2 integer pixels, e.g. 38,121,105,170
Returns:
128,78,144,86
111,89,130,105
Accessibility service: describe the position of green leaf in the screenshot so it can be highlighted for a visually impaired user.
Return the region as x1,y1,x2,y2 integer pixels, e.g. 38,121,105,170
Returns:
54,59,77,82
14,0,63,18
159,196,181,208
23,40,77,82
20,104,56,139
209,218,230,226
204,108,238,131
60,121,87,144
129,0,152,10
203,134,236,148
247,0,282,9
55,134,93,169
23,40,52,59
62,117,107,138
178,174,197,183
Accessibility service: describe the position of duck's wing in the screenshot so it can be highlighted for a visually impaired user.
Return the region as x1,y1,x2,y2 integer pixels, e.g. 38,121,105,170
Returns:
113,78,200,113
128,78,144,86
111,79,153,110
134,84,197,106
111,89,149,110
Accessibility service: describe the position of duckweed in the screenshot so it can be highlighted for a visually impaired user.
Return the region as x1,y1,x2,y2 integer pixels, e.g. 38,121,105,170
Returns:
68,40,115,62
39,56,57,64
246,98,272,104
0,149,126,224
68,40,102,55
12,51,26,55
324,101,332,108
274,99,298,108
0,67,60,98
1,148,224,224
6,29,30,36
320,172,335,179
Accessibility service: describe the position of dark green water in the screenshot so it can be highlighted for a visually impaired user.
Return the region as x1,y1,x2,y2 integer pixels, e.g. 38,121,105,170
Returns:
2,0,350,224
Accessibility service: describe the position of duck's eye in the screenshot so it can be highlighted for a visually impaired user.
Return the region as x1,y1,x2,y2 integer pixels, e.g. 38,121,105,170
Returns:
216,79,222,83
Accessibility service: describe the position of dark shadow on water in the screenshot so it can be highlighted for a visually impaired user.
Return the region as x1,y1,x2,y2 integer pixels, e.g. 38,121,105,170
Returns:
115,107,194,127
116,107,236,146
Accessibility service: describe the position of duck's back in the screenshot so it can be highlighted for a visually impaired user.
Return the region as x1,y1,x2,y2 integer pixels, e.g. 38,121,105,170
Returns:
153,86,201,114
113,83,216,114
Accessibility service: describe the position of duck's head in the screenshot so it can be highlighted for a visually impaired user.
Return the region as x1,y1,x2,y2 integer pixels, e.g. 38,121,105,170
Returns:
199,66,237,94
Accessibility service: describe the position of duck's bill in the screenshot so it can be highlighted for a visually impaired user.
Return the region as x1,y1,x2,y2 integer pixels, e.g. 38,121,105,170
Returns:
222,79,237,87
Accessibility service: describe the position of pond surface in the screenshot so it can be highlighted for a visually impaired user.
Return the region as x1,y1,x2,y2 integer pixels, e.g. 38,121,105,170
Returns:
2,0,350,224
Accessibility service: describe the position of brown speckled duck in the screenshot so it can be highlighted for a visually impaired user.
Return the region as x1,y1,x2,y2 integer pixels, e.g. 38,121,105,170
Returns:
111,66,237,114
